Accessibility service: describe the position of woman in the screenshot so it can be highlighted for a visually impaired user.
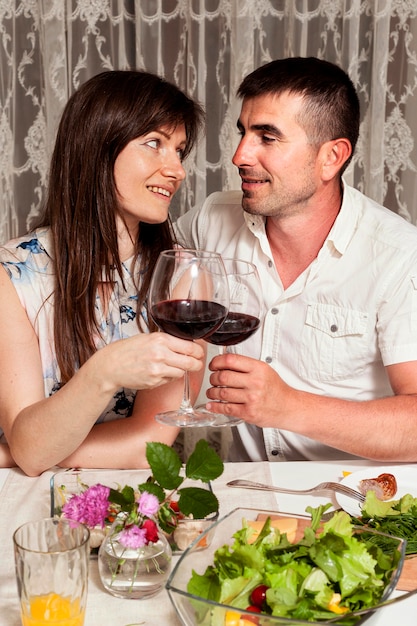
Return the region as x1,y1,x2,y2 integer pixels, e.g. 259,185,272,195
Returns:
0,71,205,475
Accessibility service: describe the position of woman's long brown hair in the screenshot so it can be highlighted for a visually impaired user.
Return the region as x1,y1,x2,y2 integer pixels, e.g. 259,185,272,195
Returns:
34,71,204,383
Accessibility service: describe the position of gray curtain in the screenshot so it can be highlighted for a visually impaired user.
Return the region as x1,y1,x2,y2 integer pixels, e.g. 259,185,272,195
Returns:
2,1,417,245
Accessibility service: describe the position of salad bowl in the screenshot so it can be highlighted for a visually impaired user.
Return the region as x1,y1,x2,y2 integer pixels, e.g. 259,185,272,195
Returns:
166,506,406,626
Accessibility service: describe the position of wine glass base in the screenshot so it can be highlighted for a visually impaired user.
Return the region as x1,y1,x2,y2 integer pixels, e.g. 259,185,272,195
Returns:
194,405,243,427
154,409,217,427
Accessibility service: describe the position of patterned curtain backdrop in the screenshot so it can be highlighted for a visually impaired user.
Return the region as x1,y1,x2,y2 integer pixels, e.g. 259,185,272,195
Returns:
2,1,417,245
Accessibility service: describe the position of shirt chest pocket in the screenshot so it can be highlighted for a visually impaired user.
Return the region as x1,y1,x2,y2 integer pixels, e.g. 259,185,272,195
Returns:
299,303,369,382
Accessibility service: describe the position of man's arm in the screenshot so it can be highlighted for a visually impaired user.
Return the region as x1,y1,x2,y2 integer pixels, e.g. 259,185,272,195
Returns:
205,353,417,461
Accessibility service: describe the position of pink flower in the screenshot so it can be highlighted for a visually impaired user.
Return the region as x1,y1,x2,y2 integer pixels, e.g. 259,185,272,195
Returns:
62,484,110,528
137,491,159,517
118,524,148,549
142,519,159,543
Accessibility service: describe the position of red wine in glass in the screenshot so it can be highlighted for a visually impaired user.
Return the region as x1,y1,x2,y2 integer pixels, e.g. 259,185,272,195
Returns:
150,299,227,341
198,258,263,427
148,249,229,427
205,311,260,346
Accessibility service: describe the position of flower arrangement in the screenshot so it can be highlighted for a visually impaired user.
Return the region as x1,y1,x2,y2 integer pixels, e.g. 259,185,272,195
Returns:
61,439,224,550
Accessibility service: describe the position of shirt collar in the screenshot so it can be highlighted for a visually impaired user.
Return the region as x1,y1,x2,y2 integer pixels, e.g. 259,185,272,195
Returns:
243,211,266,235
325,180,360,255
241,179,360,255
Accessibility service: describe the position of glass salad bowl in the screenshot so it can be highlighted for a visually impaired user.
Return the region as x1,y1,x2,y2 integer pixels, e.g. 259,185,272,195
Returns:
50,468,218,553
166,507,406,626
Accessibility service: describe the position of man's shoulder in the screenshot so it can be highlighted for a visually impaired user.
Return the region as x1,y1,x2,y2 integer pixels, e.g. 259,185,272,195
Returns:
345,184,417,242
174,191,246,250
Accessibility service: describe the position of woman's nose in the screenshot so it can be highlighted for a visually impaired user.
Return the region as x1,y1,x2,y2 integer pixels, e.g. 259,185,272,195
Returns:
163,154,186,180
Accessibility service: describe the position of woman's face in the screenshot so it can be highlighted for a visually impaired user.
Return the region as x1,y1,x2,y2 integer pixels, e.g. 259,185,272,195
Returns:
114,123,187,234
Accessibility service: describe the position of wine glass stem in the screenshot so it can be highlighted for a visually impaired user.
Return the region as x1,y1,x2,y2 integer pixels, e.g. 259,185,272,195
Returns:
179,371,193,412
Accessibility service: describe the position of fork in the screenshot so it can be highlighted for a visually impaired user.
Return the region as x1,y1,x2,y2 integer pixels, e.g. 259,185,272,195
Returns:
227,479,365,503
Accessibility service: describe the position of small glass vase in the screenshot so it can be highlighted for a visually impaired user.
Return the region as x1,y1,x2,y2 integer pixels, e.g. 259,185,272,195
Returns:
98,515,172,599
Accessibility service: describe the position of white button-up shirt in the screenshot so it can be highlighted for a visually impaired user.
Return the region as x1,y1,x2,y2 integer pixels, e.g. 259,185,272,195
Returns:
174,184,417,461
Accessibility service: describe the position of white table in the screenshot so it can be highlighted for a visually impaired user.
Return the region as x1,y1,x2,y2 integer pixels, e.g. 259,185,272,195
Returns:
0,460,415,625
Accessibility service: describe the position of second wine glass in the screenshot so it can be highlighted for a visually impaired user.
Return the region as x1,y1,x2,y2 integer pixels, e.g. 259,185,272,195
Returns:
199,258,263,427
148,249,229,427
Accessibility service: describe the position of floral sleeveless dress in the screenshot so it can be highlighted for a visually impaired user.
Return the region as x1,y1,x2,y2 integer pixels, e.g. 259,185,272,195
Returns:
0,227,146,424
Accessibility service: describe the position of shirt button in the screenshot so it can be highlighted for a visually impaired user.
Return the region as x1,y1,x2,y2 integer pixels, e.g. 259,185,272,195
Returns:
268,260,273,268
330,324,338,332
265,356,272,363
271,449,279,456
271,308,278,315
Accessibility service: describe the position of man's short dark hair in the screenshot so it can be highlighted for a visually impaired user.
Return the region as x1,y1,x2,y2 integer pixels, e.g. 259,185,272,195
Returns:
237,57,360,170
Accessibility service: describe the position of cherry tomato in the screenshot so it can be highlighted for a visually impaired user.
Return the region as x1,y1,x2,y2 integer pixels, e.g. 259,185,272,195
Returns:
243,607,261,624
250,584,269,608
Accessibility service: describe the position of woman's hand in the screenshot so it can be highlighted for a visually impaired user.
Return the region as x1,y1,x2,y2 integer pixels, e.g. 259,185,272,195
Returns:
95,332,205,394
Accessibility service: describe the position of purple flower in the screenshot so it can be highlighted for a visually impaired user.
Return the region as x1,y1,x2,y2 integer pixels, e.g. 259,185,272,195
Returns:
62,484,110,528
137,491,159,517
118,524,148,549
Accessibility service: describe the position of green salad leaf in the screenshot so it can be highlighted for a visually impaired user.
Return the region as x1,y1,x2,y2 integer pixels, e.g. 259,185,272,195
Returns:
187,507,402,624
352,491,417,555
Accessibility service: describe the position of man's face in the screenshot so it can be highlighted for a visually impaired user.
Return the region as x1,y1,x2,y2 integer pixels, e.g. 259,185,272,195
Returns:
232,92,322,219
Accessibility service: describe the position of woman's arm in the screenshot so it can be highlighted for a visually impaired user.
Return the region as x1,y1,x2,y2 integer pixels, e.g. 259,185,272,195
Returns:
60,340,207,469
0,265,204,475
0,443,16,467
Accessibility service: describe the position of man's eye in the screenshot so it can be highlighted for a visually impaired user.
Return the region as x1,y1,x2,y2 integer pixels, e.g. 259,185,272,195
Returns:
262,135,275,143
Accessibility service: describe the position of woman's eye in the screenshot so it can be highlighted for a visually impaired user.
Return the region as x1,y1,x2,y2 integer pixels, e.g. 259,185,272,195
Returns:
176,148,185,160
146,139,160,149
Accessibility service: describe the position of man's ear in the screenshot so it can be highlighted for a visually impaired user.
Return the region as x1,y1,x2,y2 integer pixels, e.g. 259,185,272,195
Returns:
319,138,352,181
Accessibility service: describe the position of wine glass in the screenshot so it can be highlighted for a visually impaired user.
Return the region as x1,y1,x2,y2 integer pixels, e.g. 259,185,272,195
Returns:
148,249,229,427
198,258,263,427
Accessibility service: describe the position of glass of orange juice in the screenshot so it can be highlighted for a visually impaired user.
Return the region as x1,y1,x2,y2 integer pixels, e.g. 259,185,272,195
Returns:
13,518,90,625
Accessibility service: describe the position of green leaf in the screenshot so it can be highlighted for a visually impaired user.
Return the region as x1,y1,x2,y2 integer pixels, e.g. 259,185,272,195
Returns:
177,487,219,518
138,481,165,503
306,503,332,531
185,439,224,482
188,567,221,623
108,485,135,507
146,441,182,489
188,567,221,601
219,572,262,608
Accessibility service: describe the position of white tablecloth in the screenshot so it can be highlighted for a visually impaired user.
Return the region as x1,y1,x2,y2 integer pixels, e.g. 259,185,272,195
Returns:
0,460,415,625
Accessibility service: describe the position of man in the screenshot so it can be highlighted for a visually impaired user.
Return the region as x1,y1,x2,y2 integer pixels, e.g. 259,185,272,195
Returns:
175,57,417,462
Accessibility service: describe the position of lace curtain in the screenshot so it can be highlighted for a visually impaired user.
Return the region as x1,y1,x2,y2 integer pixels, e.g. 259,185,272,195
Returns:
2,1,417,245
2,1,417,457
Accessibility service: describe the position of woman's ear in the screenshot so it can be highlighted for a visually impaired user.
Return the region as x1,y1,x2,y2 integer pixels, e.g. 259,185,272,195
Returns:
319,138,352,181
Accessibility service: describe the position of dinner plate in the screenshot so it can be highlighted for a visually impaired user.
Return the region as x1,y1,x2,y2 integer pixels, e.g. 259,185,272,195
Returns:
336,465,417,516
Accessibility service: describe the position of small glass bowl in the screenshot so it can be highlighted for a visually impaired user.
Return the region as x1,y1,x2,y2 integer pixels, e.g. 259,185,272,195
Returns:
50,468,217,553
